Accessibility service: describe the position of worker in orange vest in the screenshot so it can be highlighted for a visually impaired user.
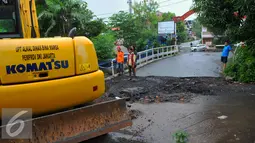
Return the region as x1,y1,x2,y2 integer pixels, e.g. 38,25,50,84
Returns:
127,47,136,79
116,46,124,75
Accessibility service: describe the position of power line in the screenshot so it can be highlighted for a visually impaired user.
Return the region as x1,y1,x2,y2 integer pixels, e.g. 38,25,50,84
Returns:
95,0,170,17
96,12,118,17
158,0,172,4
95,0,133,17
96,10,129,17
95,0,188,19
159,0,189,8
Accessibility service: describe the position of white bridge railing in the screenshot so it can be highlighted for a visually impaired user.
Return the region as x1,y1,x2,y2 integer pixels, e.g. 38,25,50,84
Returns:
111,45,179,76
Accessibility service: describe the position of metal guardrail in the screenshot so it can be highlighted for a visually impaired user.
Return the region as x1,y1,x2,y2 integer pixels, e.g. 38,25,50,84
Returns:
110,45,179,76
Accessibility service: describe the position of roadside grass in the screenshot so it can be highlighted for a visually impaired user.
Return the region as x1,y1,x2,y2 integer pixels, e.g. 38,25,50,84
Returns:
224,46,255,83
172,130,189,143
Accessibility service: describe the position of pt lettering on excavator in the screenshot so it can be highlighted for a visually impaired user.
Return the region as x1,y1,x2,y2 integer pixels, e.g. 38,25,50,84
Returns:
6,59,69,74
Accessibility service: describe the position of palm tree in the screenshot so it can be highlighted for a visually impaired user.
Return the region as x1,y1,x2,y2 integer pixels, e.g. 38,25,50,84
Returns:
37,0,63,37
36,0,93,37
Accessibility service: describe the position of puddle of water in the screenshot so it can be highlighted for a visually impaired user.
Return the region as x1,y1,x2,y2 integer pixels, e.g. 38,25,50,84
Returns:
85,95,255,143
126,95,255,143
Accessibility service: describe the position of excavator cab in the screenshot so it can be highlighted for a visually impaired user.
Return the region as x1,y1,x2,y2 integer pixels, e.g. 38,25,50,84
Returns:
0,0,23,38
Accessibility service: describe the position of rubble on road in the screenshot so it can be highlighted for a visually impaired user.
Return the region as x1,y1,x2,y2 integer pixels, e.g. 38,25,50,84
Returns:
95,76,255,104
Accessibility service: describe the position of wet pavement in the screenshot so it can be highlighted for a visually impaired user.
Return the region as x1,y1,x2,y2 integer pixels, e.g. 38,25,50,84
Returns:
83,44,254,143
129,95,255,143
136,52,229,77
85,95,255,143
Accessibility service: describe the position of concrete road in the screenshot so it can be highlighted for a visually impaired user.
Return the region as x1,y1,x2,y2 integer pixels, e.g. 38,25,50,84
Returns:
113,95,255,143
137,52,232,77
85,94,255,143
84,43,247,143
135,39,229,77
180,40,201,48
179,40,201,53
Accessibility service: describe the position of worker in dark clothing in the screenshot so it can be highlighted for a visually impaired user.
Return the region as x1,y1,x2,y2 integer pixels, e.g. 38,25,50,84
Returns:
127,47,136,80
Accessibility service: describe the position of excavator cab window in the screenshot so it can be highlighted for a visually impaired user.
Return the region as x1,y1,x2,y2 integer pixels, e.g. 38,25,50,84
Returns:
0,0,22,38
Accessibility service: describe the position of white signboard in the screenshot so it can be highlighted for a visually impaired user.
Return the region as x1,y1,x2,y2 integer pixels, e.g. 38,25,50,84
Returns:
158,21,175,34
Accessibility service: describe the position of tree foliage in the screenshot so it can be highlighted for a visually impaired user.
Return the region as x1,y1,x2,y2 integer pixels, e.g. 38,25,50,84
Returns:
132,0,159,51
35,0,110,60
192,0,255,44
108,11,139,48
176,22,187,44
34,0,189,60
160,12,175,21
193,0,255,82
191,19,202,38
91,32,115,60
225,46,255,83
109,0,187,52
36,0,105,38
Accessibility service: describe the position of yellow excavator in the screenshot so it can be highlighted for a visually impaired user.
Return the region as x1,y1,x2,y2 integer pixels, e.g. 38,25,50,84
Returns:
0,0,131,142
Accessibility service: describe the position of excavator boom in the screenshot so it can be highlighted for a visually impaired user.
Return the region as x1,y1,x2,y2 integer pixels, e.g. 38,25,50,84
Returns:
19,0,40,38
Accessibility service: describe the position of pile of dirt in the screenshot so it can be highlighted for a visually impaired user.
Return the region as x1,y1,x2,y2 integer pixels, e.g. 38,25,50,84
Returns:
95,76,255,104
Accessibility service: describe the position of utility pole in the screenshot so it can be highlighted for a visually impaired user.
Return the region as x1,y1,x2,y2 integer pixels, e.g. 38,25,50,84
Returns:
127,0,132,14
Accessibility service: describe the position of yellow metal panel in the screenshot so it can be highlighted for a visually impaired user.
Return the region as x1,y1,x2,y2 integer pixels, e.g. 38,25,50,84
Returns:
0,38,75,84
73,37,99,74
0,70,105,116
19,0,31,38
31,0,40,38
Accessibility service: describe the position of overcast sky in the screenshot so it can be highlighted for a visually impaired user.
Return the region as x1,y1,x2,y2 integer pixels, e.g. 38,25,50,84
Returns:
84,0,197,21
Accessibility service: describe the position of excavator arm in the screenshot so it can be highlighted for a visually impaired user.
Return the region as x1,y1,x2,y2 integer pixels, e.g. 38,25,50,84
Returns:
19,0,40,38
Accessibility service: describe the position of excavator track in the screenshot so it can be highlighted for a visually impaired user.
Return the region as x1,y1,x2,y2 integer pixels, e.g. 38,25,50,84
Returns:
0,98,132,143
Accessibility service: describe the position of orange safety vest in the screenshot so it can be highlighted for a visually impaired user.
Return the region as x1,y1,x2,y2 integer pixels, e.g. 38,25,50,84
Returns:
117,51,124,63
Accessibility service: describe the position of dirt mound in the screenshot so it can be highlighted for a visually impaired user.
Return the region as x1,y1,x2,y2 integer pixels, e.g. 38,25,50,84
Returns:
95,76,254,104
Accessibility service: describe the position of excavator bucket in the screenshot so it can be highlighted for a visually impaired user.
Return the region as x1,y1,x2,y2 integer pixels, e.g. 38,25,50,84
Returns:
0,98,132,143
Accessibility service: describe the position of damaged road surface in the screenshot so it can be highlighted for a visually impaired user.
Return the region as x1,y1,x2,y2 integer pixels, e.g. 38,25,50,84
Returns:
84,51,252,143
84,76,255,143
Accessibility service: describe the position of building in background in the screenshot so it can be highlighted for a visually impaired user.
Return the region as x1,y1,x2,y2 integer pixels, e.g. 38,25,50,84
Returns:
201,27,214,46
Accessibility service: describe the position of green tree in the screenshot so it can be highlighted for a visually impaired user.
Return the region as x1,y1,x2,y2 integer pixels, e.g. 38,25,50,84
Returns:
176,22,187,44
109,0,161,52
36,0,94,37
160,12,175,21
192,0,241,40
193,0,255,82
35,0,113,60
132,0,160,51
108,0,189,51
108,11,139,48
77,18,107,38
191,19,202,38
91,32,115,60
36,0,63,37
